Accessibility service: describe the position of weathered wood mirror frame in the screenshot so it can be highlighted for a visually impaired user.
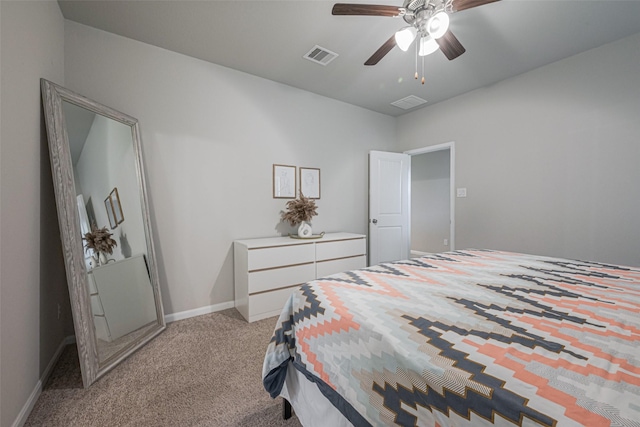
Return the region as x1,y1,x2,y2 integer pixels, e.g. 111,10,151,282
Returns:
41,79,165,387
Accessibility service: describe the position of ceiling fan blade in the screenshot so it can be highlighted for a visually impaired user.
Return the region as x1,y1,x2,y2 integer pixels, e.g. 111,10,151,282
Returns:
451,0,499,12
436,30,466,60
365,35,396,65
332,3,403,17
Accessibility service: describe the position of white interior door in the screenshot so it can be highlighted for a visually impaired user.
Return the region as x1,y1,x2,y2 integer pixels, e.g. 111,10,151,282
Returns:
369,151,410,266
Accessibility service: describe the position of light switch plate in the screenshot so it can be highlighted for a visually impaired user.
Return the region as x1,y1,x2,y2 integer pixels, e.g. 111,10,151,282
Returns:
456,188,467,198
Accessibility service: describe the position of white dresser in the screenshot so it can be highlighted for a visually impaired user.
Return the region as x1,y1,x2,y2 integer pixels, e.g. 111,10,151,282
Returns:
234,232,366,322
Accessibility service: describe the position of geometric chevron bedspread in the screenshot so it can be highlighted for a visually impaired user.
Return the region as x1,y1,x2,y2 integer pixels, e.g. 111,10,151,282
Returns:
262,250,640,426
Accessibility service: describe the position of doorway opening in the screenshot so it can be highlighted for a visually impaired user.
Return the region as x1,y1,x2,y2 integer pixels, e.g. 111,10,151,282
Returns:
405,142,455,256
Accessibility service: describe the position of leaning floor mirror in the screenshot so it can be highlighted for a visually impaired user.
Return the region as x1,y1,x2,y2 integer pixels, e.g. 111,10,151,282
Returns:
41,79,165,387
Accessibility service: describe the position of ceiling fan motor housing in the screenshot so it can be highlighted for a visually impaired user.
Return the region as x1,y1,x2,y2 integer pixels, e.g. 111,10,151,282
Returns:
403,0,449,38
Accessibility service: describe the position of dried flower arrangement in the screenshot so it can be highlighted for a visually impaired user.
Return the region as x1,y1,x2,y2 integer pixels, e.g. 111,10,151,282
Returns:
83,224,118,255
281,193,318,226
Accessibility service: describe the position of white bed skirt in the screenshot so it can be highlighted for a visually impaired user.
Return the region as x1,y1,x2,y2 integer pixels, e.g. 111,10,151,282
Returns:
280,362,353,427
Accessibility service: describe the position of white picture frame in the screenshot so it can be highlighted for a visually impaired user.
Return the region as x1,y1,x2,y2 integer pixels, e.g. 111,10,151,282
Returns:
300,167,320,199
273,164,296,198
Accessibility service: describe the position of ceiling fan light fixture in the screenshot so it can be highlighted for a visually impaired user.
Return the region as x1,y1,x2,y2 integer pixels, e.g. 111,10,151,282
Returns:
419,35,439,56
427,11,449,39
395,26,417,51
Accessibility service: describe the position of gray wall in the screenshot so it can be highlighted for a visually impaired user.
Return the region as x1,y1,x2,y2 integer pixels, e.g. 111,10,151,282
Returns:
0,1,71,426
63,21,396,316
411,150,450,254
3,3,639,425
398,32,640,267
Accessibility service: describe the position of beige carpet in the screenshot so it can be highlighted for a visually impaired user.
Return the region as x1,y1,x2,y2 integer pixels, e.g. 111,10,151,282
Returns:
25,309,303,426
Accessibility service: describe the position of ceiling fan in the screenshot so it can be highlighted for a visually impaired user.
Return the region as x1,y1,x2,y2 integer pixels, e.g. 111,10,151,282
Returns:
332,0,499,67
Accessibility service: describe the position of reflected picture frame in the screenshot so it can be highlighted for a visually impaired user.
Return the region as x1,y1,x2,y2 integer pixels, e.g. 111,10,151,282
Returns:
104,195,117,229
273,164,296,198
300,167,320,199
110,187,124,225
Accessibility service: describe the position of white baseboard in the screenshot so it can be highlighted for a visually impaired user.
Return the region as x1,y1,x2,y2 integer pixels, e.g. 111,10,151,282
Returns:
411,250,431,258
13,335,76,427
164,300,235,323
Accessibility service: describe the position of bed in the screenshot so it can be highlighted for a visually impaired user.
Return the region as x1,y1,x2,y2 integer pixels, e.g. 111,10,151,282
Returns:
262,249,640,426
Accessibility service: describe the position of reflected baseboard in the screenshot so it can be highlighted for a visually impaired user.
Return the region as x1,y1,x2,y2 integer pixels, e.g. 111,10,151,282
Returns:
164,301,235,324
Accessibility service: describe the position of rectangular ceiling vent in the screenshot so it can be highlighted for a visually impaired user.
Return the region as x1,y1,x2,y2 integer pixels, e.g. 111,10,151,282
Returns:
391,95,428,110
304,45,339,66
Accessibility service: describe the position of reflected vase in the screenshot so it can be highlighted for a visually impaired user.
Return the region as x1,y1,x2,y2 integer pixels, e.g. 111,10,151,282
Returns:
93,252,108,266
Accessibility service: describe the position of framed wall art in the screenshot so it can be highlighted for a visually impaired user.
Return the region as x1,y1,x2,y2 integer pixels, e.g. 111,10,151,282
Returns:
273,164,296,198
300,167,320,199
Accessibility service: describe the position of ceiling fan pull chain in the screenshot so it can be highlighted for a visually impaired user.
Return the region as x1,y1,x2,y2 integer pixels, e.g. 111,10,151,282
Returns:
422,55,425,85
414,39,419,80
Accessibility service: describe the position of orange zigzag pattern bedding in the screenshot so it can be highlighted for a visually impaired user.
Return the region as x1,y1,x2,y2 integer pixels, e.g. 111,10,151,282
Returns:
263,249,640,426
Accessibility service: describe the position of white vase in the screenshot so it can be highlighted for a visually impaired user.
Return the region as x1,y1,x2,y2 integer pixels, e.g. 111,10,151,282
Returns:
297,221,312,237
99,252,108,265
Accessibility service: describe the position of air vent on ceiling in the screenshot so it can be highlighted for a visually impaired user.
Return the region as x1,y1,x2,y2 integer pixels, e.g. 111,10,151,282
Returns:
391,95,427,110
304,45,339,66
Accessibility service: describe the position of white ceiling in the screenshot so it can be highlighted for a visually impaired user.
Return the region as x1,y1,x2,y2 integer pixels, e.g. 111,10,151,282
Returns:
58,0,640,117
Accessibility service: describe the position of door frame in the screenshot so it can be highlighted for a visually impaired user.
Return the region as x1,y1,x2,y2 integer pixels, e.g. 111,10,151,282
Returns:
404,141,455,251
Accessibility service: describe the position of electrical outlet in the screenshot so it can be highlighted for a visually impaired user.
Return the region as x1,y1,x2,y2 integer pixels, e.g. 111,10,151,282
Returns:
444,239,449,246
456,188,467,198
57,303,61,320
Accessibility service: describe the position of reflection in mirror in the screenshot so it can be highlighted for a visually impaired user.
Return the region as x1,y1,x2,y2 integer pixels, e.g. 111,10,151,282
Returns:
41,79,165,387
65,101,157,363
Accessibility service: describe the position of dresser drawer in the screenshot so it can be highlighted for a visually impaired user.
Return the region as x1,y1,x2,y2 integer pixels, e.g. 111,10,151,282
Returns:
248,243,315,271
316,238,366,262
248,263,315,294
87,272,98,294
248,286,298,322
90,294,105,316
317,255,366,279
93,315,111,342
